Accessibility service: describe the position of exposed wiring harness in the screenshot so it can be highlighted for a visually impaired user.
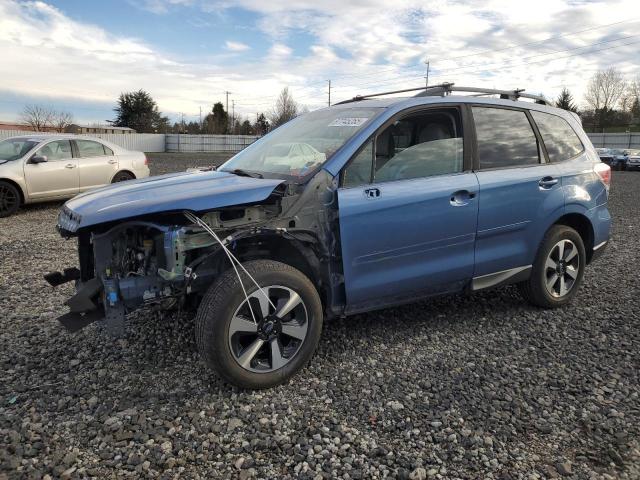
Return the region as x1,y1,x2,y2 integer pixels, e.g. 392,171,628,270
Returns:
183,211,276,324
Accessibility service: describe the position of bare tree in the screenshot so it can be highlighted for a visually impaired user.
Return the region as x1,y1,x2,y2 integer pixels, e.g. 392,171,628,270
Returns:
52,110,74,132
21,105,54,131
584,68,627,111
268,87,299,128
626,75,640,107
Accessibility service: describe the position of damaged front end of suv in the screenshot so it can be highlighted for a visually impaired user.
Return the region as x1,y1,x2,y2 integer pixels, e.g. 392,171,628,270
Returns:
50,168,339,335
47,105,381,388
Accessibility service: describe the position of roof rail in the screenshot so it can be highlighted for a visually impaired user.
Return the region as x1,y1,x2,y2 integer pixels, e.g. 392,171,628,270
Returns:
335,82,548,105
414,83,548,105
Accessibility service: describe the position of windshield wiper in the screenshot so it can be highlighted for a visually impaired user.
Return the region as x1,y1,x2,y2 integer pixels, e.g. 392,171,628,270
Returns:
229,168,263,179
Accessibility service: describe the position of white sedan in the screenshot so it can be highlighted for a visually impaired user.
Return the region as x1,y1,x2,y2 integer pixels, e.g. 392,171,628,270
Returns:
0,135,150,217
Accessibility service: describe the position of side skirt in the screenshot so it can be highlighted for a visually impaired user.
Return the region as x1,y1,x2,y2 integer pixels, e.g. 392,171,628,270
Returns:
471,265,532,291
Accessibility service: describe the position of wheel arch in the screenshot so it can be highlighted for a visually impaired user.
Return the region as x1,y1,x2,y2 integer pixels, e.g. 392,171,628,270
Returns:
197,231,328,309
111,170,136,183
553,212,595,263
0,178,26,205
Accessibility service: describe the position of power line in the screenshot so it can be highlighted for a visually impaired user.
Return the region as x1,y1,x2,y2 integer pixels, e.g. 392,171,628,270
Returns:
302,17,640,85
443,17,640,62
328,35,640,95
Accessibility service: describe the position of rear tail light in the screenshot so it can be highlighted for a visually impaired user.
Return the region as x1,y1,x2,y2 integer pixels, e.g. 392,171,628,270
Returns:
594,162,611,190
143,154,149,166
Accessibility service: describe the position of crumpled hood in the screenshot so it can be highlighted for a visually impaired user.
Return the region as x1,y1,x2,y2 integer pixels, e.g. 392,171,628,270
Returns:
64,170,285,229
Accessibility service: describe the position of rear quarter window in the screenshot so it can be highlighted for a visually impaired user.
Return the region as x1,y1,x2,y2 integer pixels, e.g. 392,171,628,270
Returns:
531,111,584,162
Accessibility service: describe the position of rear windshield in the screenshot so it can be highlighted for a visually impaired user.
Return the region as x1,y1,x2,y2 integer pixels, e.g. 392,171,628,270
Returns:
0,138,39,161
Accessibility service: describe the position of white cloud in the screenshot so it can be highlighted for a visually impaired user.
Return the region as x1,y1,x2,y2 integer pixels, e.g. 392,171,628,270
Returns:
1,0,639,122
225,40,250,51
268,43,293,58
136,0,193,14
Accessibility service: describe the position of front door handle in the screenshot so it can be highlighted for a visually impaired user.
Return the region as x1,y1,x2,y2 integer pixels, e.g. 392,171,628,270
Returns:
364,187,380,199
65,164,76,169
539,176,559,189
450,190,476,206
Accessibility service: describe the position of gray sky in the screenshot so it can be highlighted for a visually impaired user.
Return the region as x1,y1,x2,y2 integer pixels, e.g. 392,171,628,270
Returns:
1,0,639,123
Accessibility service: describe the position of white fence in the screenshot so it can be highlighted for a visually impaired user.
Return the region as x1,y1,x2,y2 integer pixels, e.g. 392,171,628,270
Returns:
4,128,635,153
166,134,259,153
587,133,640,150
0,129,166,152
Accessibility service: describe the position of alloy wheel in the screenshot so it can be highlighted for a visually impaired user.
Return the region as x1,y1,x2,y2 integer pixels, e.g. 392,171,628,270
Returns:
228,285,309,373
544,239,580,298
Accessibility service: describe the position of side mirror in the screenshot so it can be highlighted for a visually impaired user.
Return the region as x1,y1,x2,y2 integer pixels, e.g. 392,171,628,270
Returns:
30,155,48,164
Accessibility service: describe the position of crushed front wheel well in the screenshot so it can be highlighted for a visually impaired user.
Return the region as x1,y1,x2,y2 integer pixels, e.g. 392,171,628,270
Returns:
196,232,328,309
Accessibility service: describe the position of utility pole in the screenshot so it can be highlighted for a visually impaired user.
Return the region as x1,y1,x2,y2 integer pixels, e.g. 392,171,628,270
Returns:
424,59,430,88
199,106,202,131
327,80,331,106
224,91,231,133
180,112,185,133
232,100,235,133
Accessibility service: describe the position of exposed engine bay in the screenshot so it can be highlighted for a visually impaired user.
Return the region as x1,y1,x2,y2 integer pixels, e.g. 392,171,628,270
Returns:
47,171,341,335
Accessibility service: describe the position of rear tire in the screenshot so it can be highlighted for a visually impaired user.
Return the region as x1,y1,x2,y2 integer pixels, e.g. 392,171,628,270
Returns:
519,225,586,308
195,260,323,389
0,181,21,218
112,171,135,183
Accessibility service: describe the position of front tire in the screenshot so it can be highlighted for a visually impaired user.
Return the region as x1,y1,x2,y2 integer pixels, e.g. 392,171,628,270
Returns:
0,181,21,218
519,225,586,308
195,260,323,389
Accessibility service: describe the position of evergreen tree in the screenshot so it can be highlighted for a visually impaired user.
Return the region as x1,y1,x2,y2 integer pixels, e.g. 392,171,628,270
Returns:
203,102,228,134
240,119,253,135
253,113,270,135
112,90,168,133
555,88,578,113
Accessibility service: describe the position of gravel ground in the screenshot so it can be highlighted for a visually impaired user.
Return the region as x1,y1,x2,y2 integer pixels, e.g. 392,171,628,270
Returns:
1,161,639,480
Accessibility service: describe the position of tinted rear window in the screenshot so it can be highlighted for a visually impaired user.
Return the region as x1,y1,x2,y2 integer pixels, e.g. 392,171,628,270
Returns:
531,111,583,162
472,107,539,169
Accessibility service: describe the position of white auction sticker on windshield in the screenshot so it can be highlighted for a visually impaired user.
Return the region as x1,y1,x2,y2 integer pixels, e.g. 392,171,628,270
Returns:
328,117,369,127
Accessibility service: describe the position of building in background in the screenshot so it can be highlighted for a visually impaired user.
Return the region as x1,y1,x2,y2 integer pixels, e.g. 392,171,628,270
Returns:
65,124,136,134
0,121,58,132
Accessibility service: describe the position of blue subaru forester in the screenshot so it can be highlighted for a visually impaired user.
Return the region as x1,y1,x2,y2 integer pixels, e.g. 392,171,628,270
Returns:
49,84,611,388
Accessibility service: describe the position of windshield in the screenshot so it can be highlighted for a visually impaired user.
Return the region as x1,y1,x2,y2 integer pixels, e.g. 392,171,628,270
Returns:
610,149,626,155
0,138,39,161
220,107,381,179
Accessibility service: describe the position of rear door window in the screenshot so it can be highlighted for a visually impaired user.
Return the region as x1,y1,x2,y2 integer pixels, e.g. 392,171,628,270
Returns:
76,140,106,157
531,111,583,162
472,107,540,169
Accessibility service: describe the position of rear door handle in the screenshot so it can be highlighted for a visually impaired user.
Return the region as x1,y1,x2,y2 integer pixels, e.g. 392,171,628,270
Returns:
450,190,476,206
539,176,559,189
65,164,76,169
108,159,118,165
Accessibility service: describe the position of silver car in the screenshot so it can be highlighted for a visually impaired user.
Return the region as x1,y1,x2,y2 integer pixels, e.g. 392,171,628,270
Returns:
626,149,640,171
0,135,150,217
